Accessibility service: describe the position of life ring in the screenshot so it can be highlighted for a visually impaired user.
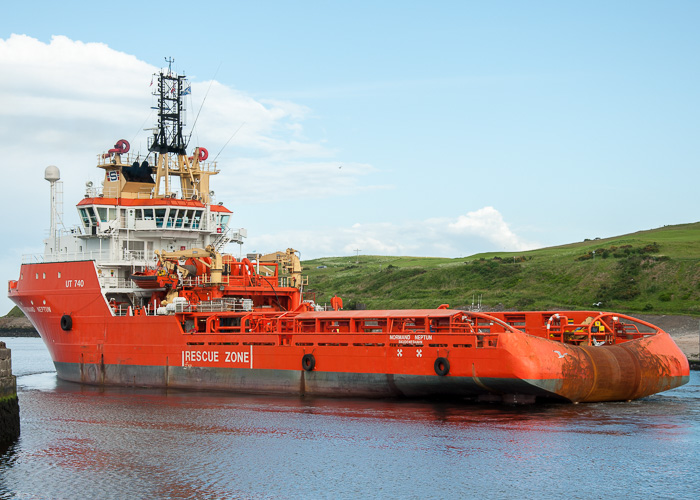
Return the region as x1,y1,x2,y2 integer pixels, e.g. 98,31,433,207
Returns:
434,357,450,376
302,353,315,372
60,314,72,331
546,313,561,330
198,147,208,161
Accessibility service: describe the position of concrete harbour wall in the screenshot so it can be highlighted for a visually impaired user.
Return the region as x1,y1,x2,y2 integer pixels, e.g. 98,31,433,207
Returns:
0,341,20,443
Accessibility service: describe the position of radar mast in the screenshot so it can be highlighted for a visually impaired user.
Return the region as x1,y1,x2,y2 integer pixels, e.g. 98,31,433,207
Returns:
150,57,187,156
147,58,216,203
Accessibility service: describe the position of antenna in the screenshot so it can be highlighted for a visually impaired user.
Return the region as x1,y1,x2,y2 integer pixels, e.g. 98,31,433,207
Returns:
186,61,222,149
212,122,245,162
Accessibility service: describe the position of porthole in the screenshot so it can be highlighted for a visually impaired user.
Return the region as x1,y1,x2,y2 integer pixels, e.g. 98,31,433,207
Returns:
43,272,46,279
58,271,61,278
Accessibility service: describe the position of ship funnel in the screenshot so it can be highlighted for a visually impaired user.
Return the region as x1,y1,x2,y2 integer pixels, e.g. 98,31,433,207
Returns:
45,165,60,182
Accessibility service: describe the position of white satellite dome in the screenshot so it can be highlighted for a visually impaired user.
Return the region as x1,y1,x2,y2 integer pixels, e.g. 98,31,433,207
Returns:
44,165,60,182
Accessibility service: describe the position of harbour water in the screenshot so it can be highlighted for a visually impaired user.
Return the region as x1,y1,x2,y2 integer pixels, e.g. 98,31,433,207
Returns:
1,337,698,499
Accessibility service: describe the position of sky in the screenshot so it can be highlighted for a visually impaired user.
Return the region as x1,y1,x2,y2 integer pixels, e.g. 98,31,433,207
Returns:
1,1,699,314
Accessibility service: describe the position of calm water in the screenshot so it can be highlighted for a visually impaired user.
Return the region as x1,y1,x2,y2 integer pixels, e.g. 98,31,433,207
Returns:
1,337,698,500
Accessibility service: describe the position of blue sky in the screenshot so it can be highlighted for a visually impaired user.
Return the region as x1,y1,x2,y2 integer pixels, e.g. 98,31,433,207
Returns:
1,1,699,314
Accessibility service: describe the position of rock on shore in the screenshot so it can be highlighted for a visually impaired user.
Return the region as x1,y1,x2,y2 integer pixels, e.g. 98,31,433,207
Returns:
0,316,38,337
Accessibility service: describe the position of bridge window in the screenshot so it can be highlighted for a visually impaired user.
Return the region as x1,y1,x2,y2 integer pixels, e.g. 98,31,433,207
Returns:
79,208,90,228
183,209,195,228
85,207,98,227
143,208,154,220
155,209,166,228
174,209,185,228
88,208,99,226
95,207,116,222
166,209,177,228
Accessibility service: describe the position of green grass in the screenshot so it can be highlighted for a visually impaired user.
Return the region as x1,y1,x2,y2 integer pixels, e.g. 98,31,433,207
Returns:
5,222,698,318
302,222,700,315
3,306,24,318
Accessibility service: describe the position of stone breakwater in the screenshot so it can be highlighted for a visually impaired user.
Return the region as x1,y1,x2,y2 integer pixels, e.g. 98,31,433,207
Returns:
0,341,20,443
0,316,38,337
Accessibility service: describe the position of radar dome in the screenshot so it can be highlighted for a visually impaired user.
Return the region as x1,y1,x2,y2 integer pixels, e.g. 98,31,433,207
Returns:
44,165,60,182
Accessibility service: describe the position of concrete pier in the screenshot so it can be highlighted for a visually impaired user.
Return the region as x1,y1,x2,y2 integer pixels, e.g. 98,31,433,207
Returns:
0,341,20,443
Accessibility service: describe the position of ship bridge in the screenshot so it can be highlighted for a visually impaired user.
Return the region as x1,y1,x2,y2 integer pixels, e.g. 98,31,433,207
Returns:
26,66,247,303
31,173,245,298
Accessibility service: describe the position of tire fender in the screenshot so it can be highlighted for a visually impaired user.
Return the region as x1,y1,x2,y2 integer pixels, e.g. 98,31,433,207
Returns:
60,314,73,331
434,357,450,376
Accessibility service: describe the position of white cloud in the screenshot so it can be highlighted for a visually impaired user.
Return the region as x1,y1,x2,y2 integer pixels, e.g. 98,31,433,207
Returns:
447,206,534,251
1,35,151,120
0,34,537,315
215,158,387,204
248,208,539,259
0,34,384,201
0,34,384,313
0,34,392,215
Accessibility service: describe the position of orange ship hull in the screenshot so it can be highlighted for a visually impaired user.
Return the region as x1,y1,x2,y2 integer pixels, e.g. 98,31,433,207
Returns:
9,261,689,404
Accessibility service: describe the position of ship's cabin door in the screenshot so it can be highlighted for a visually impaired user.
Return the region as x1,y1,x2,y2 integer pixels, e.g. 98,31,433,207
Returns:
127,208,136,229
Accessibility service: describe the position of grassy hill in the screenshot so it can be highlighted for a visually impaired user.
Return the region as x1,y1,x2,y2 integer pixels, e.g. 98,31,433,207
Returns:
4,222,698,318
302,222,700,315
4,306,24,318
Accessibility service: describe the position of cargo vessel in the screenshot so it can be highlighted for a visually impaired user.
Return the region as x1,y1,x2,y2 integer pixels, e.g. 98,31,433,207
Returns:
7,68,689,403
